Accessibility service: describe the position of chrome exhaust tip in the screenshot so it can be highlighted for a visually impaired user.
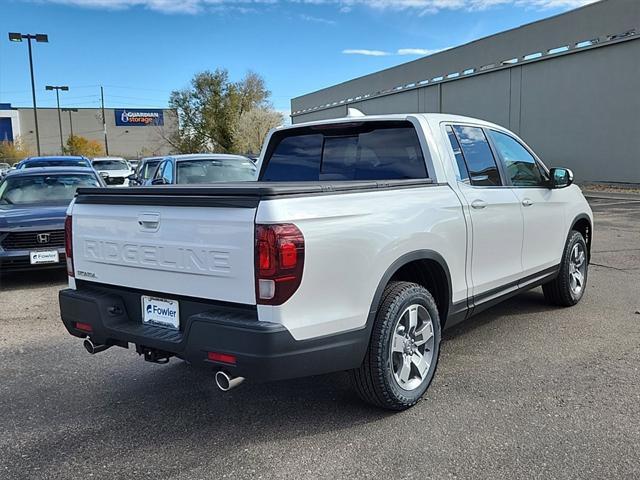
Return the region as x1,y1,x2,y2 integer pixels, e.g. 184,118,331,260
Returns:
83,338,110,355
215,371,245,391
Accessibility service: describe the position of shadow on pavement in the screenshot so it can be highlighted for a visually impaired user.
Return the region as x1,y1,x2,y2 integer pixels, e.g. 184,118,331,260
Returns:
0,268,67,292
443,288,555,340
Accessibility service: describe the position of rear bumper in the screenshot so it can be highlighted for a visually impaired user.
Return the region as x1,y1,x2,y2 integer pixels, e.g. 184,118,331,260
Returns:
59,284,368,382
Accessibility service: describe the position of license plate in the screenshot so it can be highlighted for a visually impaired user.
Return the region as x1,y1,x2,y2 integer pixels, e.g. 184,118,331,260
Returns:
141,295,180,330
30,250,59,265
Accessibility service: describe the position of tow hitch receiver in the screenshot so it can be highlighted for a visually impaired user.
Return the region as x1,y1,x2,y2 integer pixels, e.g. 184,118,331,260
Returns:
136,345,173,364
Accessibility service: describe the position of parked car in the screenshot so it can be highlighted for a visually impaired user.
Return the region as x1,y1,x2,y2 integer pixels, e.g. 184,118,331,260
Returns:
15,156,92,169
91,157,134,187
0,162,11,179
59,113,592,410
148,154,257,185
0,166,103,272
128,156,163,186
128,159,140,171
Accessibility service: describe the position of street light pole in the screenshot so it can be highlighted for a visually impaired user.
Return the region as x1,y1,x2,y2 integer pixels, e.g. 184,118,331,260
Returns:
9,32,48,155
46,85,69,154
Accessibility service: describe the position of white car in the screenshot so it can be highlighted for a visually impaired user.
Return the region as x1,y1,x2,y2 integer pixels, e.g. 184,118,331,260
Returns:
91,157,133,187
59,112,592,410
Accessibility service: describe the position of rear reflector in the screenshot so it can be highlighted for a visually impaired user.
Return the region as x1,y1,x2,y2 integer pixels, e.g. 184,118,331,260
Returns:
207,352,237,365
75,322,92,333
64,215,74,277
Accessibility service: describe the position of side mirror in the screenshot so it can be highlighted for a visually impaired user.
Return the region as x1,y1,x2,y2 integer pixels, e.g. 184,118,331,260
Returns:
549,167,573,189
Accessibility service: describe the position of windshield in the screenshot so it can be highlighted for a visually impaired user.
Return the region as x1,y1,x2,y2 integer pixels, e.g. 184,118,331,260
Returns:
92,160,129,171
0,174,100,205
23,158,89,168
140,160,160,179
176,159,256,184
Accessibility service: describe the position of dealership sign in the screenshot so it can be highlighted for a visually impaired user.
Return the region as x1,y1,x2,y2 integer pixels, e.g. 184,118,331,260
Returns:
114,109,164,127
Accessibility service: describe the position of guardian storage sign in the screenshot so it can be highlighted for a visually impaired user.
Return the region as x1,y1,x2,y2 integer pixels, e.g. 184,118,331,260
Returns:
115,109,164,127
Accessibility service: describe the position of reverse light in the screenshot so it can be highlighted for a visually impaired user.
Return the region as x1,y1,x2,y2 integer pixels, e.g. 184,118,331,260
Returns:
64,215,74,277
255,223,305,305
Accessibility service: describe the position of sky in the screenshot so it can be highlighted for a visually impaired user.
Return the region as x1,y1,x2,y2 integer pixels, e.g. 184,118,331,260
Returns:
0,0,596,118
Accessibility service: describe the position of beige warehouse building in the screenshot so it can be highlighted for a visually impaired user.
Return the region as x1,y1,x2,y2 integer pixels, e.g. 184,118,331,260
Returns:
0,103,178,158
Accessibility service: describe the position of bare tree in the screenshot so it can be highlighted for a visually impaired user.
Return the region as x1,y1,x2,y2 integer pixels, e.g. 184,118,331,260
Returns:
234,108,284,155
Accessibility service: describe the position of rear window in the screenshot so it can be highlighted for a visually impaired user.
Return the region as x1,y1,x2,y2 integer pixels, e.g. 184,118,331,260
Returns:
260,121,428,181
92,160,129,171
176,159,257,184
0,174,99,205
23,158,89,168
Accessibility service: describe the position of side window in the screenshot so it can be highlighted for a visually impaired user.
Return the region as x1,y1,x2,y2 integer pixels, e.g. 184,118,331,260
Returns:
153,161,165,180
162,160,174,184
488,130,547,187
452,125,502,187
445,126,469,182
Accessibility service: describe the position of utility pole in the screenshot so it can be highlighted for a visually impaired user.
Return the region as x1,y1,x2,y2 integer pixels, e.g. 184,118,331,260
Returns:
62,108,77,137
9,32,48,155
46,85,68,154
100,86,109,155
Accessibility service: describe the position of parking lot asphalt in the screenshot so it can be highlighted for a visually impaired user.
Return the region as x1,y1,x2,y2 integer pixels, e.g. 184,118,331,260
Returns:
1,196,639,480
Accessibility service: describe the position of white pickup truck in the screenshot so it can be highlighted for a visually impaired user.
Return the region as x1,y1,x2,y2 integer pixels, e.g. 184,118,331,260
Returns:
59,113,593,410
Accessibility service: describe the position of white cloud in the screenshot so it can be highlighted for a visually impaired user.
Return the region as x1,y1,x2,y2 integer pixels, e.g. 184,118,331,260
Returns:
396,47,449,56
343,47,450,57
299,13,336,25
342,49,391,56
22,0,598,15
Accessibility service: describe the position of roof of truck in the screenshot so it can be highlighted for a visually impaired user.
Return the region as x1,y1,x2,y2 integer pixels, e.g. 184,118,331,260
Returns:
278,112,504,131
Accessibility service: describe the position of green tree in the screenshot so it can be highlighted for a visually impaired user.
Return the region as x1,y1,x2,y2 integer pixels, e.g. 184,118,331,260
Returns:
65,135,104,157
168,69,276,154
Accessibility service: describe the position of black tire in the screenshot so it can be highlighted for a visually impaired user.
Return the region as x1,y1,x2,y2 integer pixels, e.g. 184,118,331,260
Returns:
543,230,588,307
350,281,441,411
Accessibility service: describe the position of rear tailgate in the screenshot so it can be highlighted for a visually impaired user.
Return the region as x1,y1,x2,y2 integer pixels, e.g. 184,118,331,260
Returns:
71,187,259,305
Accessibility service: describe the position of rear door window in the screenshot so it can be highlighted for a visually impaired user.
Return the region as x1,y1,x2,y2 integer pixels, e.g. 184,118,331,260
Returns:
261,121,428,181
451,125,502,187
445,126,469,183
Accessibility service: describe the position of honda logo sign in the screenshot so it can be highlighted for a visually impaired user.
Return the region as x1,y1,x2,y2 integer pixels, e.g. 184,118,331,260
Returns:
36,233,50,244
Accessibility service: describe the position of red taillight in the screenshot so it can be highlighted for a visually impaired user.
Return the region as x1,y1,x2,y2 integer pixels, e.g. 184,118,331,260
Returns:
75,322,92,333
255,223,305,305
64,215,74,277
207,352,237,365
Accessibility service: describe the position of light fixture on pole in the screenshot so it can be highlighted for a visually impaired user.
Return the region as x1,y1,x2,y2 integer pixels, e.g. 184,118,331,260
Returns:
8,32,49,155
46,85,69,154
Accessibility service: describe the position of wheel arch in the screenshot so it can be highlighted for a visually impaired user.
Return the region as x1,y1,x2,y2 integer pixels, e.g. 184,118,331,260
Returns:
570,213,592,261
368,250,454,329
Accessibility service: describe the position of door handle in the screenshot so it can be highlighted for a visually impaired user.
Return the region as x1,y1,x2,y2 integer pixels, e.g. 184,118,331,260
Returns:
521,198,534,207
138,212,161,231
471,199,487,209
